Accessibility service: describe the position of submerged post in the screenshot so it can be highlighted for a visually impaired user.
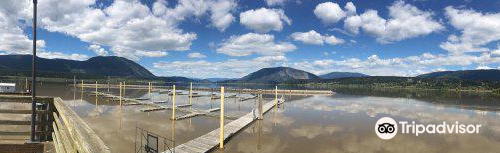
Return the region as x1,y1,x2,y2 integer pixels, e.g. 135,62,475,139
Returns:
275,86,278,108
123,81,126,96
189,82,193,105
220,86,225,149
25,77,28,92
148,82,151,94
119,82,122,106
171,85,176,120
30,0,38,142
258,90,263,120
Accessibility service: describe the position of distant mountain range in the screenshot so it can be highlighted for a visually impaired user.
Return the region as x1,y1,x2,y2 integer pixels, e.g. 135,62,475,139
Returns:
1,55,499,83
319,72,369,79
205,78,238,82
417,69,500,81
237,67,320,83
0,55,155,78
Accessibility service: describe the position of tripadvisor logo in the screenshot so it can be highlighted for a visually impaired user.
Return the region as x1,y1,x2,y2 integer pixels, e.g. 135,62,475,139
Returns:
375,117,482,140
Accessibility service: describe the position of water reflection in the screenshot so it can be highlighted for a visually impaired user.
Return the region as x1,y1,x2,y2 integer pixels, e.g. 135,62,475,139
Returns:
20,83,500,152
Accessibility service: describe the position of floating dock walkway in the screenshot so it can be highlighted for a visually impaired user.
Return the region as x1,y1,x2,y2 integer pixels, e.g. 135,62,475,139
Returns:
171,98,284,153
78,84,334,95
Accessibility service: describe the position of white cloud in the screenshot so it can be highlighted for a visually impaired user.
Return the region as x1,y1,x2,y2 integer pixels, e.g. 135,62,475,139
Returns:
188,52,206,58
209,0,237,31
264,0,288,6
88,44,108,56
38,0,198,60
291,30,344,45
240,8,291,33
153,55,288,78
0,0,38,54
314,2,346,25
38,52,89,61
344,1,443,43
0,0,241,61
217,33,296,56
294,52,500,76
344,2,356,16
476,65,493,70
440,6,500,53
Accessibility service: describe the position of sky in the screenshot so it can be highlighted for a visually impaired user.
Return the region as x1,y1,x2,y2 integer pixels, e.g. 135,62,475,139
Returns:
1,0,500,78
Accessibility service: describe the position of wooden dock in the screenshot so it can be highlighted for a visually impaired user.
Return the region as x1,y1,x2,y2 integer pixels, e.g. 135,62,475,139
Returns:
78,84,334,95
171,98,284,153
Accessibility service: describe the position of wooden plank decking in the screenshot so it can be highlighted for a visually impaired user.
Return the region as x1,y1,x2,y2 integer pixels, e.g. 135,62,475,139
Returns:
171,98,284,153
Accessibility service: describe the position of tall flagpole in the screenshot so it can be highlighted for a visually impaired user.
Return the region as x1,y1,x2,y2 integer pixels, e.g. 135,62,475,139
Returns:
30,0,38,142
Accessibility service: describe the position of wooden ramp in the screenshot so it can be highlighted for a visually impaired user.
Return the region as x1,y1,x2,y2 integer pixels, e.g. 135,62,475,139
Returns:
170,98,284,153
174,108,221,120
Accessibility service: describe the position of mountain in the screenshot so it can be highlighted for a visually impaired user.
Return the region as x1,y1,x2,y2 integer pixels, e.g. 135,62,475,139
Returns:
417,69,500,81
159,76,208,83
205,78,238,82
319,72,369,79
0,55,155,78
237,67,320,83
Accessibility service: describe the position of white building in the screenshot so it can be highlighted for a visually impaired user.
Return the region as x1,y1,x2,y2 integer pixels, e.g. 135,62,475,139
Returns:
0,83,16,93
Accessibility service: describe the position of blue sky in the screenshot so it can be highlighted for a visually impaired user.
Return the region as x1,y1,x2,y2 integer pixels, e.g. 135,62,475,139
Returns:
1,0,500,78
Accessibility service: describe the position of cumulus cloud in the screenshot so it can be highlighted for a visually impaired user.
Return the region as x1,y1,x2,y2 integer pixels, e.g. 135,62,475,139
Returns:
314,2,346,25
187,52,206,58
264,0,288,6
294,52,500,76
440,6,500,53
217,33,296,56
88,44,108,56
153,55,288,78
209,0,237,31
0,1,89,61
344,1,443,43
344,2,356,16
240,8,292,33
37,0,199,60
291,30,344,45
38,52,89,61
0,0,241,61
0,0,39,54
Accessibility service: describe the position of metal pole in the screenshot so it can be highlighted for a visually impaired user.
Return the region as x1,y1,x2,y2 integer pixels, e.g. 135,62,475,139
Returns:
30,0,38,142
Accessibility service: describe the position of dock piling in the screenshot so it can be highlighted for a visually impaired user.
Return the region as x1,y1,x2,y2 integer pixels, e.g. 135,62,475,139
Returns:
275,86,278,108
189,82,193,105
220,86,225,149
258,90,263,120
119,82,122,107
171,85,176,120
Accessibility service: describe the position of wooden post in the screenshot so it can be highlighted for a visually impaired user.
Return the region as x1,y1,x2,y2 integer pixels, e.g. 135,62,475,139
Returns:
95,81,98,106
107,79,110,93
275,86,278,108
25,77,28,91
189,82,193,105
148,82,151,94
220,86,225,149
119,82,122,107
123,81,126,96
171,85,176,120
258,90,263,120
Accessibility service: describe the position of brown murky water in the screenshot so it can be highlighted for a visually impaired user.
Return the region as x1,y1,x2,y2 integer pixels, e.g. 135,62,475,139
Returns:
4,83,500,153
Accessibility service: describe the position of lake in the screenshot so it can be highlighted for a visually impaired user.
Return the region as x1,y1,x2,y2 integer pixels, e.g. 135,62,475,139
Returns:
16,83,500,152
